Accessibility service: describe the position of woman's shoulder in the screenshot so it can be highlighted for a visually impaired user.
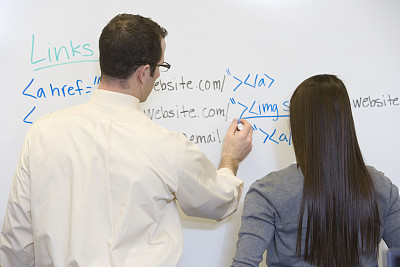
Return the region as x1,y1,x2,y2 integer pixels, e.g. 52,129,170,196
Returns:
249,163,304,198
256,163,302,182
367,166,396,191
367,165,399,206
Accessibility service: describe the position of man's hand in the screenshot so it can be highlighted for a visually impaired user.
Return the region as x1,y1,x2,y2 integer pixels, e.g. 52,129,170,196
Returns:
219,119,253,174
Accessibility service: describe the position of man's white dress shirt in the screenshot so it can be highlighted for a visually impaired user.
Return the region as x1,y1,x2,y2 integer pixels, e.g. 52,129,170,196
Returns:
0,89,243,267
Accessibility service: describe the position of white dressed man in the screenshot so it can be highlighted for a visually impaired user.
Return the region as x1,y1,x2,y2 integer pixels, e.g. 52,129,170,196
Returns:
0,13,253,267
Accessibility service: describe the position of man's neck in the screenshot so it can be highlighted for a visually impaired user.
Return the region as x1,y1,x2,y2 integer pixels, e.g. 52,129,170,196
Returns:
98,76,139,99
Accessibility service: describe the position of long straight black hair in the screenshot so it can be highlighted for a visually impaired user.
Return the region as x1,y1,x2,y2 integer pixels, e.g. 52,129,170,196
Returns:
290,74,381,267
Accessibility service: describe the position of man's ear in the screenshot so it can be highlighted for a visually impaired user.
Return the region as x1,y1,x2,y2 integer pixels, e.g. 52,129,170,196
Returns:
137,64,151,85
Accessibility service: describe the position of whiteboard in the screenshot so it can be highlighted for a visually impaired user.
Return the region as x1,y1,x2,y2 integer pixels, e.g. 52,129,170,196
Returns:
1,0,399,266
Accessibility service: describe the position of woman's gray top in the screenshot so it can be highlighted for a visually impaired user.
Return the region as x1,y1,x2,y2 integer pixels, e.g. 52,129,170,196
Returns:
232,164,400,267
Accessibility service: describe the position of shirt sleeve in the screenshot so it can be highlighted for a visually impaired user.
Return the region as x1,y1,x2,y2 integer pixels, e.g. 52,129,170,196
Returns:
175,137,244,221
0,127,35,267
231,181,275,267
382,181,400,248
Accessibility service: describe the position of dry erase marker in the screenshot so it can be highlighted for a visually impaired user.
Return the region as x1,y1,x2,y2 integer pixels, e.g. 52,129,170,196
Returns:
237,118,244,131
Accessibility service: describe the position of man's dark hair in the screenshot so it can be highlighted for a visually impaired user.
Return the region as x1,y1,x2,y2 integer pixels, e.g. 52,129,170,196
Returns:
99,13,168,81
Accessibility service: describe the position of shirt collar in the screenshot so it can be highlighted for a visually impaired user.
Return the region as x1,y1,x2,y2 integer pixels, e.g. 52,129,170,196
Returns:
90,88,140,110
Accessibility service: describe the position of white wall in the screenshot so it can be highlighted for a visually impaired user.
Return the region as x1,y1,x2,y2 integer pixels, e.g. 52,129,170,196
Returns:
1,0,399,266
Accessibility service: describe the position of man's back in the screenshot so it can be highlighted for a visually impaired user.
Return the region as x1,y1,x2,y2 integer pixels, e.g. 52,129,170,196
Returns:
28,90,186,266
1,89,245,267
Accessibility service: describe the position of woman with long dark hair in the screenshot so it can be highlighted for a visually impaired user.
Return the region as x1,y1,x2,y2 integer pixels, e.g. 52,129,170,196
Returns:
231,74,400,267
